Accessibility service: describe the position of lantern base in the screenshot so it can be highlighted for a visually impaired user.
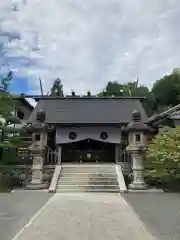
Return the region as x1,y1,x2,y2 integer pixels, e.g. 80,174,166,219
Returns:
25,183,49,190
128,182,148,190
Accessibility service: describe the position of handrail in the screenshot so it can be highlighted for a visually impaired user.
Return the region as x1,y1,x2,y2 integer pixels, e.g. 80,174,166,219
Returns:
115,164,127,193
48,165,62,193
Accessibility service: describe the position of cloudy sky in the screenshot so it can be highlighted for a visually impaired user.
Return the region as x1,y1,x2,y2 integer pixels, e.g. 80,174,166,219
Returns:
0,0,180,96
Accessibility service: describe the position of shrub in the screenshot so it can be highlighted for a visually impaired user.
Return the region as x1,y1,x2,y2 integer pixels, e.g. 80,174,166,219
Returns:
147,126,180,175
146,126,180,191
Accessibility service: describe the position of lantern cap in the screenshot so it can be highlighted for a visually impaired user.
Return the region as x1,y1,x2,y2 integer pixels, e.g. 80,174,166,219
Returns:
123,110,153,133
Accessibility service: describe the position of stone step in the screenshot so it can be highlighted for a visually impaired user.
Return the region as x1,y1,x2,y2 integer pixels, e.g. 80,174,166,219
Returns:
60,173,116,178
62,164,114,167
61,167,115,174
57,180,118,185
55,164,120,193
56,188,119,193
60,173,117,178
56,184,119,192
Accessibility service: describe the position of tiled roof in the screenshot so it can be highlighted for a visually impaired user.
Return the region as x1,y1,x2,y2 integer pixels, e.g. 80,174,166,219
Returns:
28,97,147,124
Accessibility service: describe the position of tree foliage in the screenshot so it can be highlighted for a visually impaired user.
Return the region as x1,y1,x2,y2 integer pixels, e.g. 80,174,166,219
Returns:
98,80,155,116
49,69,180,116
0,92,14,120
0,75,26,150
0,71,12,92
146,126,180,177
152,69,180,111
50,78,64,97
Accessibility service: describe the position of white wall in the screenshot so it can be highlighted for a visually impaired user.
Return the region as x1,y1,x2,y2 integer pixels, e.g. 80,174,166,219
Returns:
56,127,121,144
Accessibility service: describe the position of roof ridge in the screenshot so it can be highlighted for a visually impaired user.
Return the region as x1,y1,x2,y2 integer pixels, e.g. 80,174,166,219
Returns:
24,95,146,101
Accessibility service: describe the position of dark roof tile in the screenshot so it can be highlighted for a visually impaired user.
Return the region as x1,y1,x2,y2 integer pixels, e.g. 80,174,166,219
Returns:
28,98,147,124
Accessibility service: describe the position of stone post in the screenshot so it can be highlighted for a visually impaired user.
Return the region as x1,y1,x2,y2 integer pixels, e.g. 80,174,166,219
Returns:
31,133,36,148
123,110,152,190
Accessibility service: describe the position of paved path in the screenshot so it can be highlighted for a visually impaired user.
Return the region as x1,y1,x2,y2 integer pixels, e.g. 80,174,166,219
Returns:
124,192,180,240
13,193,156,240
0,190,52,240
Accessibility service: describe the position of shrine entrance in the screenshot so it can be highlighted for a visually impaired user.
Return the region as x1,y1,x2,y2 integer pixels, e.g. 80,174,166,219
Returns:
62,139,115,163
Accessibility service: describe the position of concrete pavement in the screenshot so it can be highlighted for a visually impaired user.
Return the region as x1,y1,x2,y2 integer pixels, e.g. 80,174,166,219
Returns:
124,192,180,240
13,193,156,240
0,191,52,240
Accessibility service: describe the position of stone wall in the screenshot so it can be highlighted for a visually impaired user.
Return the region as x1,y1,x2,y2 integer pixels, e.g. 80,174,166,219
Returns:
0,165,55,189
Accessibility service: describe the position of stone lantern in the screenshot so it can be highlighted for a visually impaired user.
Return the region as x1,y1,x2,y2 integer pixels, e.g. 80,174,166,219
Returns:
123,110,151,190
25,109,55,190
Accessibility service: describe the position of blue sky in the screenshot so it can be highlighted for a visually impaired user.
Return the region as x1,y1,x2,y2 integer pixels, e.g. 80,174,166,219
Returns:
0,0,180,96
8,75,29,94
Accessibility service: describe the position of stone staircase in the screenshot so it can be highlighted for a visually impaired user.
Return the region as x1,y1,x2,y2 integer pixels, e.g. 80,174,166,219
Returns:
56,164,120,193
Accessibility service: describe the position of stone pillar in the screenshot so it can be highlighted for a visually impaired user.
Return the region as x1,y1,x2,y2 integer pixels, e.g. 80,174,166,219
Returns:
40,130,47,149
26,146,48,189
129,152,147,189
30,150,44,185
31,133,36,148
57,145,62,164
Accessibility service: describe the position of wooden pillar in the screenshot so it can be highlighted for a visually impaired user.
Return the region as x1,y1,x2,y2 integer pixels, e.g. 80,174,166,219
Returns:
115,144,120,163
58,145,62,164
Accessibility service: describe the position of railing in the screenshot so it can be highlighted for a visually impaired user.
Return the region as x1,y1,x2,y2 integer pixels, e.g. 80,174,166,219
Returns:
49,165,62,193
44,149,58,165
120,150,132,163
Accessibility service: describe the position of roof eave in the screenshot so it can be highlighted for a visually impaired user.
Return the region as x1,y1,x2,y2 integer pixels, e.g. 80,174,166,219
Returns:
12,95,34,110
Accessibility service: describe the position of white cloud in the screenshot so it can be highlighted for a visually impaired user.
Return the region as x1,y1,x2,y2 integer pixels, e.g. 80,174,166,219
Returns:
0,0,180,94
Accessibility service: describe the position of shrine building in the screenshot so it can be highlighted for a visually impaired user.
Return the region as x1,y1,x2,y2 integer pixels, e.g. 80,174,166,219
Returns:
27,95,148,165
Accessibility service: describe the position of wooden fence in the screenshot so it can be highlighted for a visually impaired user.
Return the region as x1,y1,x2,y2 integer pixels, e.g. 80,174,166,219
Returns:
0,148,59,166
1,148,33,165
44,149,58,165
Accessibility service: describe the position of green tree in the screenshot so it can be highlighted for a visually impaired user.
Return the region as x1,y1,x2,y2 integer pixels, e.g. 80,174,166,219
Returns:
0,92,24,148
132,86,156,116
98,80,155,116
98,80,136,97
152,69,180,112
0,71,13,92
50,78,64,97
97,81,121,96
0,72,26,161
